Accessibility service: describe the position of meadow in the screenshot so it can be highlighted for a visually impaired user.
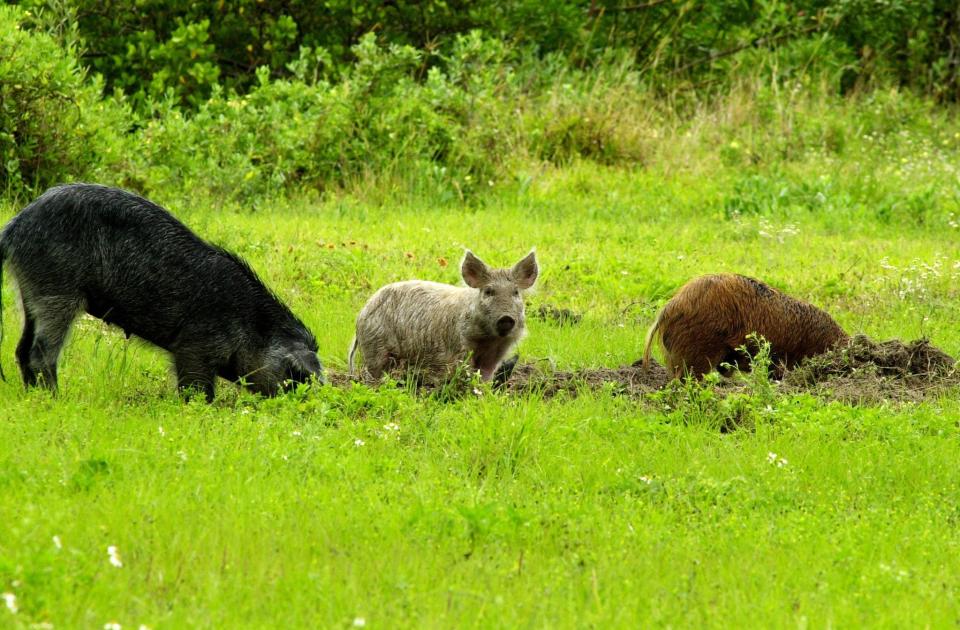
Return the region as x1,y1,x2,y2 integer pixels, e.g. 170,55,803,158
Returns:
3,104,960,626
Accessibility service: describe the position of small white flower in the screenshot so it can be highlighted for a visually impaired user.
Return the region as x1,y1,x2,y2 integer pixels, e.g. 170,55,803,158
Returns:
354,439,365,447
472,387,483,396
291,431,302,437
353,618,366,627
638,476,653,484
158,425,165,437
767,452,788,467
53,535,62,549
138,625,152,630
383,422,399,432
107,545,123,568
177,451,188,462
3,592,17,614
104,623,122,630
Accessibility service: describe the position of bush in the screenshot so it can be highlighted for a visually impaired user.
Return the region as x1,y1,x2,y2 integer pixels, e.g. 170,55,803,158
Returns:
0,6,128,195
115,32,669,202
117,33,519,200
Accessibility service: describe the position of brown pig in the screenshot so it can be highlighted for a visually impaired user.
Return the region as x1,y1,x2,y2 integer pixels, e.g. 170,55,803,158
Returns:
643,273,847,378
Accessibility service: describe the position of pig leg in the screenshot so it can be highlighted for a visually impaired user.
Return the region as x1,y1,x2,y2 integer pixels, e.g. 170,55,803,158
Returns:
15,312,37,387
174,353,216,402
716,346,750,377
493,354,519,387
680,343,728,379
23,297,81,390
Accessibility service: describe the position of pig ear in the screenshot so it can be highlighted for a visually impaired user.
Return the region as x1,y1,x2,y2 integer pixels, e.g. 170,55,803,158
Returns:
461,250,491,288
511,250,538,289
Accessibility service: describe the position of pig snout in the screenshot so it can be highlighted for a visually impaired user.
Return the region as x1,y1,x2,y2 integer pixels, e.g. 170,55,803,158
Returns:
496,316,516,336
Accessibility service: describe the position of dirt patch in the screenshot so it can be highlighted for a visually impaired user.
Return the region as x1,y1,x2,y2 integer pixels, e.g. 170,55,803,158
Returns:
784,334,959,403
324,370,358,389
324,335,958,404
325,359,669,399
532,304,583,327
499,359,669,398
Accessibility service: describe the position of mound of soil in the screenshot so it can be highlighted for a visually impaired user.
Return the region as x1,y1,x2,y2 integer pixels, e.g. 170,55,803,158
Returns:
533,304,583,326
325,358,669,398
494,358,670,398
324,370,357,389
324,335,957,405
784,334,959,403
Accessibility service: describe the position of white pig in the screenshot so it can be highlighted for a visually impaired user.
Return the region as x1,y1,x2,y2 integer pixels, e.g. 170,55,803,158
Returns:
349,249,538,382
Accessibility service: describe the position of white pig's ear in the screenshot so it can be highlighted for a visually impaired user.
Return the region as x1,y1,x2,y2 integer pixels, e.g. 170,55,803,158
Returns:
461,250,491,288
511,249,538,289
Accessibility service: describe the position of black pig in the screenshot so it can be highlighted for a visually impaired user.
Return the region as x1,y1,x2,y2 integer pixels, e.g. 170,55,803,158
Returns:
0,183,322,400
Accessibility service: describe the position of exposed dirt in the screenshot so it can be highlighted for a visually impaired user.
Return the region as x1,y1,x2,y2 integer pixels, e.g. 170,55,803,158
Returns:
499,358,670,398
324,358,669,398
532,304,583,326
325,335,958,404
782,334,959,403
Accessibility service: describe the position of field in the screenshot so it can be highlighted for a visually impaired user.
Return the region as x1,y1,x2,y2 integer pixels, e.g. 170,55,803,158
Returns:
2,123,960,628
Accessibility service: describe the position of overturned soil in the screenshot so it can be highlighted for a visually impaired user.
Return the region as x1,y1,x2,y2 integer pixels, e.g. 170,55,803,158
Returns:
499,359,670,398
532,304,583,327
782,334,959,403
326,335,958,404
324,359,670,398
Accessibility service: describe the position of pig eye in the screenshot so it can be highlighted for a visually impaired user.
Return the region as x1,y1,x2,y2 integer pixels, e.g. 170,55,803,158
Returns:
483,287,495,297
512,289,520,297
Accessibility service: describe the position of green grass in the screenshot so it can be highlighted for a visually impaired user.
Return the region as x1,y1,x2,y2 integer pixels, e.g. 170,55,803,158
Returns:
3,124,960,627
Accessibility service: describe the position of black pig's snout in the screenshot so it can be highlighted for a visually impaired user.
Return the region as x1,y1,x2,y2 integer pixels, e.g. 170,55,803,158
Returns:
496,316,516,336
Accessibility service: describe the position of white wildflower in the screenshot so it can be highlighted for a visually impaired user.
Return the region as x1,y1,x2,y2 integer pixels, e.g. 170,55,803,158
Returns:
353,618,366,627
383,422,399,432
104,623,122,630
291,431,302,437
767,452,788,467
107,545,123,568
354,439,365,447
3,592,17,614
53,535,62,549
158,425,165,437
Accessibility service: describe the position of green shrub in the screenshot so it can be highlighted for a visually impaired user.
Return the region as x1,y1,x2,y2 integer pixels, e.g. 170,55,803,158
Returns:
0,6,128,195
117,33,521,200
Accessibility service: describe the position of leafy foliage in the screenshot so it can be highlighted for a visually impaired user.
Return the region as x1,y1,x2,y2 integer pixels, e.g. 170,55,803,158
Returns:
0,6,127,194
17,0,960,110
